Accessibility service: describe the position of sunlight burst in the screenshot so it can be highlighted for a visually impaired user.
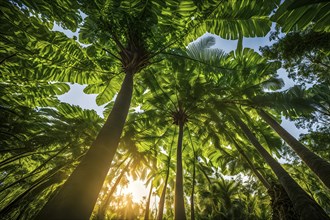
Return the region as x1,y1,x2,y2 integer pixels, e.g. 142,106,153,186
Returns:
120,179,149,203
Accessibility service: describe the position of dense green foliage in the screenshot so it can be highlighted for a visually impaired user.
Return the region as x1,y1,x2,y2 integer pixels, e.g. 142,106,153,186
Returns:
1,0,330,219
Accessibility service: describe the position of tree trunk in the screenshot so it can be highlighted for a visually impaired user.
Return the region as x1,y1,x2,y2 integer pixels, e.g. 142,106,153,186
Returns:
174,122,187,220
269,182,299,220
230,138,298,219
157,135,174,220
144,181,153,220
190,153,196,220
235,117,330,220
97,159,132,220
36,73,134,220
258,109,330,189
231,138,271,189
157,163,170,220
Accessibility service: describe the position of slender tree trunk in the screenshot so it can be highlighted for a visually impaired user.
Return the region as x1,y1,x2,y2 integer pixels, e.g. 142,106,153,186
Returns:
235,117,330,220
144,182,153,220
190,154,196,220
258,109,330,189
229,135,298,219
175,122,186,220
157,134,174,220
97,159,132,220
199,165,212,185
36,73,134,220
231,139,271,189
157,164,170,220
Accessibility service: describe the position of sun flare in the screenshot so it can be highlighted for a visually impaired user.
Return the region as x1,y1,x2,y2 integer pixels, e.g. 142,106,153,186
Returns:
120,179,149,203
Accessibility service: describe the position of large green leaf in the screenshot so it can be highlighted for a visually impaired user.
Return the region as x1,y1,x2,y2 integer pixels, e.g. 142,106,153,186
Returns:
186,0,280,42
272,0,330,32
11,0,82,31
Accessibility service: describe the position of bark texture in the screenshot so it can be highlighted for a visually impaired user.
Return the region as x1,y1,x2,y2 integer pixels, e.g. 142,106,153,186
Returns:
174,122,187,220
258,109,330,189
235,116,330,220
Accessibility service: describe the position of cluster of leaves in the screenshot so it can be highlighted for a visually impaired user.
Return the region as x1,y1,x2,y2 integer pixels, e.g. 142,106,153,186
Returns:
261,29,330,84
0,3,103,216
0,84,103,219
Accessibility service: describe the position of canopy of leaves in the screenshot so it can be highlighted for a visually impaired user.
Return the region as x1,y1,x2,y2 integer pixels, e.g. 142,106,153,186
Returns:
1,0,330,219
